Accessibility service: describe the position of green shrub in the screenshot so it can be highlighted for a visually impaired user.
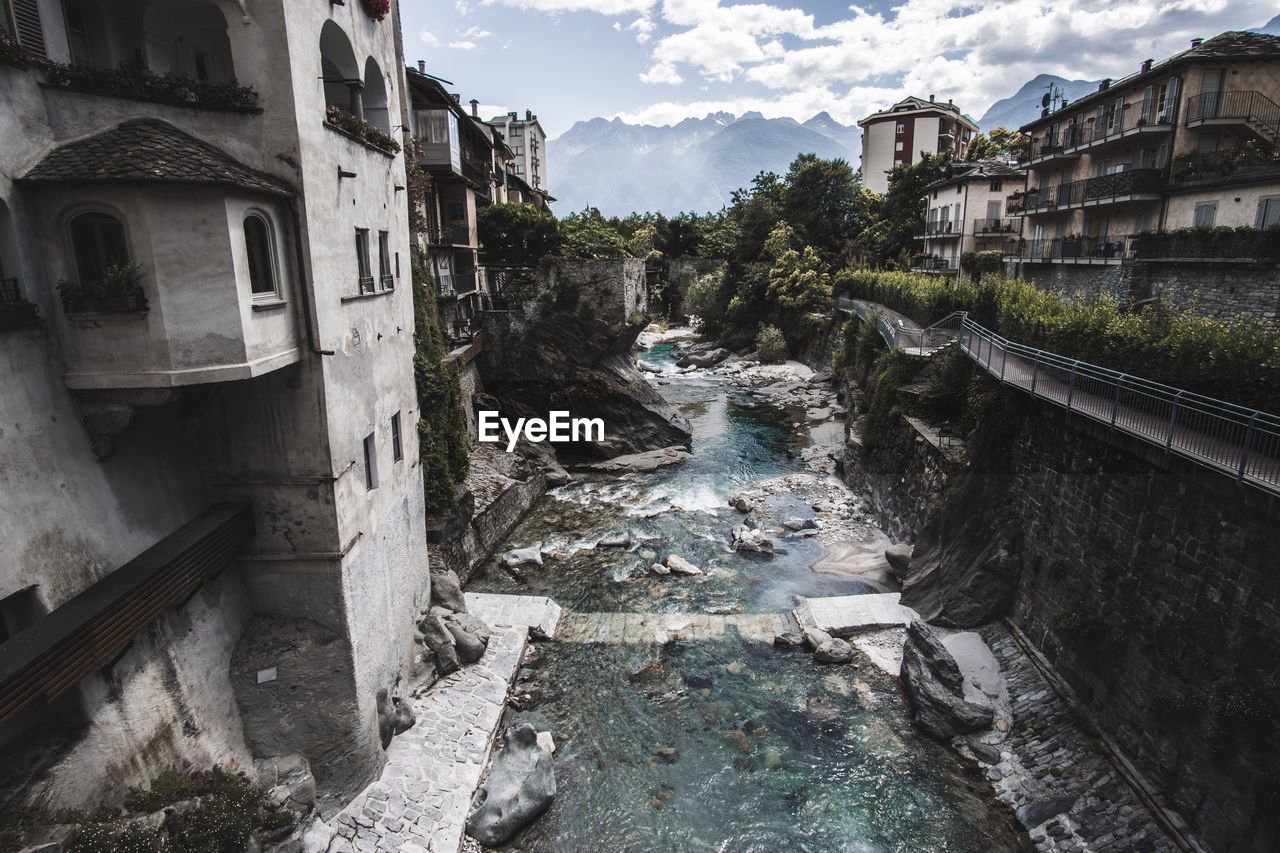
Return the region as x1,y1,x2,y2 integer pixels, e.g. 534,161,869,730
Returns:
412,254,469,510
685,269,726,334
861,349,920,450
756,325,787,363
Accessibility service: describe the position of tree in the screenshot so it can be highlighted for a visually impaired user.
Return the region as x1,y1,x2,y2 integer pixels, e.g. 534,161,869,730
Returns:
558,207,631,258
767,244,832,312
859,151,949,262
964,126,1030,162
476,203,560,266
781,154,863,263
411,253,469,510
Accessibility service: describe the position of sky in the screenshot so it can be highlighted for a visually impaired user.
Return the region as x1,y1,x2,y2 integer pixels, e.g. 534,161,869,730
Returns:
398,1,1278,138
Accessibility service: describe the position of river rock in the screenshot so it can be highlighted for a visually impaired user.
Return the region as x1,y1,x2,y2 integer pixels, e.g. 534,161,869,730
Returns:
884,543,913,578
503,543,544,568
444,613,491,664
577,446,692,473
429,568,467,613
732,525,774,555
813,637,855,664
466,724,556,847
900,621,994,739
418,612,461,676
375,688,416,747
677,348,730,369
773,630,804,650
649,562,671,576
598,532,631,547
728,494,753,513
654,745,679,763
1016,794,1078,829
664,555,702,575
721,729,753,753
783,516,817,531
629,660,668,683
638,361,663,374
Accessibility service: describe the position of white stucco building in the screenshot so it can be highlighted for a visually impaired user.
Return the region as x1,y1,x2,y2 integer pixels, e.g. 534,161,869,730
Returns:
1,0,428,807
858,95,979,194
488,108,550,197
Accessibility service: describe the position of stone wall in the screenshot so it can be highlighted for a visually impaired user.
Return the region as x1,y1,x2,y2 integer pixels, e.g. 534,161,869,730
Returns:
1013,261,1280,321
878,389,1280,852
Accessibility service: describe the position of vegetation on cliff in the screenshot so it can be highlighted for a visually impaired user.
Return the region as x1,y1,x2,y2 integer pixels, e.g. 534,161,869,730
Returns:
412,253,470,510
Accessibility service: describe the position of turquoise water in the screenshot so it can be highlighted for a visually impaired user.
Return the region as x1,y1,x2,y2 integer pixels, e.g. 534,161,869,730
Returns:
468,340,1024,851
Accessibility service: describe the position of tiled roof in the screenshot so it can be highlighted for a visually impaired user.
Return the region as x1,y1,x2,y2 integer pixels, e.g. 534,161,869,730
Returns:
22,119,293,196
927,159,1026,189
1021,30,1280,130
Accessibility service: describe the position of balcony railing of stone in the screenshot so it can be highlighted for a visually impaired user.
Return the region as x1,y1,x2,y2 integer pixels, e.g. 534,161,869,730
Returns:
1184,90,1280,140
1004,237,1133,262
1170,143,1280,186
972,218,1021,235
1132,227,1280,262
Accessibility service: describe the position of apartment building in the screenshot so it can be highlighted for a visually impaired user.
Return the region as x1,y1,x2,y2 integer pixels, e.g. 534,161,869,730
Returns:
488,108,550,197
913,160,1026,274
1009,31,1280,267
0,0,427,806
858,95,979,194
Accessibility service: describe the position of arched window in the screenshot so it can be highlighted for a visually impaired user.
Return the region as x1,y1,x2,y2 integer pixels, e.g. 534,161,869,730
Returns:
243,211,278,297
363,56,389,134
68,210,129,286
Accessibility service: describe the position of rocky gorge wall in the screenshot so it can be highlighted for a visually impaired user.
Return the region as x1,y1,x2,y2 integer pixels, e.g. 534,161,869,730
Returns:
846,378,1280,852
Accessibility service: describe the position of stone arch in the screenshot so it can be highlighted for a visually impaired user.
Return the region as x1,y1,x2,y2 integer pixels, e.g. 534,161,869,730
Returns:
319,20,360,113
362,56,390,134
141,0,235,81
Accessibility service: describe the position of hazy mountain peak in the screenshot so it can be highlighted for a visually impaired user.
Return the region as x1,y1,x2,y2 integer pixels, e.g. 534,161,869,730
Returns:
1254,14,1280,35
977,74,1100,131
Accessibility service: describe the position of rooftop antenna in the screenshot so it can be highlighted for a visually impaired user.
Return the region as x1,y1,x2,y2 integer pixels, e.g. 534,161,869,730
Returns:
1041,81,1064,116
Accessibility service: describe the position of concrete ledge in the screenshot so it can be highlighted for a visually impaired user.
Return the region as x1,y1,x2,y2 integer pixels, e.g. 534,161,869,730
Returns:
793,592,918,638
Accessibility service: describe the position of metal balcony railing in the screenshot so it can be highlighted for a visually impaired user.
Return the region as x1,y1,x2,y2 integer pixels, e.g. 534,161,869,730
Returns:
1184,90,1280,142
1132,229,1280,261
924,221,961,237
1016,169,1163,214
1026,104,1173,162
836,297,1280,497
909,256,955,271
972,218,1020,235
1005,237,1132,263
1170,143,1280,185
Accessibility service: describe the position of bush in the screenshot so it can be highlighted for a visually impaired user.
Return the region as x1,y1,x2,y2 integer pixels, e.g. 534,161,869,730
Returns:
477,203,561,266
412,254,469,510
685,269,726,332
861,349,920,450
756,325,787,363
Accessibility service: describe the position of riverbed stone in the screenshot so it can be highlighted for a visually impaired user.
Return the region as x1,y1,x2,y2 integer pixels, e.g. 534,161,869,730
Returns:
813,637,855,664
466,724,556,847
598,532,631,547
732,524,774,555
1017,794,1078,830
577,446,692,473
900,621,994,739
664,554,702,575
773,630,804,650
884,543,913,578
503,543,544,568
444,617,490,664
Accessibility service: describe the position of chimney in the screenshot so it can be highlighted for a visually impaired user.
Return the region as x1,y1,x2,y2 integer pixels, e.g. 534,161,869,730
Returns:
1098,78,1111,92
469,98,479,117
1190,37,1203,48
525,109,532,121
509,111,517,121
451,93,460,103
947,98,953,107
417,60,425,73
929,93,935,102
1140,58,1153,73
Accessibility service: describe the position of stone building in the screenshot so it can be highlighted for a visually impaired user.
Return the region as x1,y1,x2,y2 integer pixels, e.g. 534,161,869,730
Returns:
1006,31,1280,317
487,108,550,197
0,0,429,807
857,95,978,194
913,159,1025,275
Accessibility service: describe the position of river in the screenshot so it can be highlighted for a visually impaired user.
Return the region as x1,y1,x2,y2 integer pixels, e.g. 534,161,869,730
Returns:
467,334,1024,851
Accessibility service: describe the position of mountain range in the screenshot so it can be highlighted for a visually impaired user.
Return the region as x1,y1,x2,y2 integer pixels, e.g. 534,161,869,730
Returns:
1254,14,1280,35
975,74,1101,132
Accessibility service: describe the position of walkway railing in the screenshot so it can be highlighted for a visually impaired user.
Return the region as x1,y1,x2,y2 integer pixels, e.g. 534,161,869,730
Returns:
836,297,1280,496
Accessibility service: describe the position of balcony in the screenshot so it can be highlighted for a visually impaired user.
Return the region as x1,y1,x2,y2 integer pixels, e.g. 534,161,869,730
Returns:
909,255,955,273
428,222,474,248
1169,143,1280,188
1132,228,1280,263
1005,237,1133,264
1017,169,1163,215
1027,105,1174,165
972,218,1021,236
924,220,963,238
1,277,41,332
1184,90,1280,141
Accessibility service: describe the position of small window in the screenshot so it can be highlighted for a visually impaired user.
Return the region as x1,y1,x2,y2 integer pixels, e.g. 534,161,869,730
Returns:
896,123,905,134
363,432,378,490
391,411,403,462
1192,202,1217,228
355,228,373,294
1257,197,1280,229
991,181,1002,192
243,212,279,297
895,141,904,152
378,231,392,290
68,210,129,287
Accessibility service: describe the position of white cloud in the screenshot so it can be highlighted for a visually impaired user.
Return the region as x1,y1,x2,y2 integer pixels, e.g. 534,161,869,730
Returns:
419,29,441,47
628,14,656,42
640,61,684,84
614,84,902,126
462,25,493,38
480,0,656,13
450,40,480,50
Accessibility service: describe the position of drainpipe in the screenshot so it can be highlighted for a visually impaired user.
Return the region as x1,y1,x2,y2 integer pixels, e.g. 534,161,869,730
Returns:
288,197,334,356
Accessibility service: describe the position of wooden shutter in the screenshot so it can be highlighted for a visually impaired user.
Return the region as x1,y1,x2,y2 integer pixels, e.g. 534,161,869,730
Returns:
8,0,47,59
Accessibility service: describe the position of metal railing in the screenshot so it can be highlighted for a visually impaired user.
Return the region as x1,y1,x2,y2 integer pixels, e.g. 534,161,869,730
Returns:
1170,143,1280,185
836,297,1280,496
1015,169,1163,213
909,256,955,272
924,220,961,237
1184,90,1280,142
1132,229,1280,261
1006,237,1133,263
972,218,1020,235
1026,105,1173,162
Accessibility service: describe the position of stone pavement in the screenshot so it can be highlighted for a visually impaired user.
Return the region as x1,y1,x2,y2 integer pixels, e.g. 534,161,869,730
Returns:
555,610,793,644
975,625,1178,853
793,592,917,636
325,594,560,853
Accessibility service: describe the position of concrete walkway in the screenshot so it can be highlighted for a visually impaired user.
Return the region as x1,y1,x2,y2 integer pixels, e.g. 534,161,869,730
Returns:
555,611,793,644
326,594,560,853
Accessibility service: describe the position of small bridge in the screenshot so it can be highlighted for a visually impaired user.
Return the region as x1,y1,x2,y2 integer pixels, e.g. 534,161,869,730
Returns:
836,296,1280,497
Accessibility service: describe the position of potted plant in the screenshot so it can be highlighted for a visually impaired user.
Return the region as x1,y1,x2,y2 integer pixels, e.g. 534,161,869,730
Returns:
0,298,40,331
59,261,148,313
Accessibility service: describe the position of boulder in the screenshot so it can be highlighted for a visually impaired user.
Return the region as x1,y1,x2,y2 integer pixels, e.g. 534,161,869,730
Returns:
649,562,671,576
773,630,804,650
503,543,544,568
429,568,467,613
375,688,416,748
813,637,855,664
654,745,679,764
728,495,753,513
663,555,702,576
884,543,913,578
417,613,460,676
731,525,774,555
598,532,631,548
254,754,317,816
577,446,691,474
444,613,491,664
628,660,668,683
466,724,556,847
900,621,993,739
783,516,817,531
676,348,730,369
1016,795,1078,830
